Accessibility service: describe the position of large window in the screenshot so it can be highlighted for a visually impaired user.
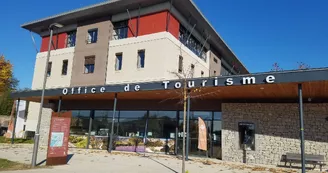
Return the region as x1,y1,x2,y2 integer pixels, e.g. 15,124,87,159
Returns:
70,110,91,135
179,25,207,61
66,31,76,47
113,20,128,40
148,111,177,139
118,111,147,137
91,111,118,136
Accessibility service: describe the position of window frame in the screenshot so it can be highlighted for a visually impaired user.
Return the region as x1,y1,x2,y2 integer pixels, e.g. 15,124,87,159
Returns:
47,62,52,77
178,56,183,73
66,31,76,47
137,50,145,69
115,53,123,71
84,56,95,74
61,60,68,75
87,28,98,44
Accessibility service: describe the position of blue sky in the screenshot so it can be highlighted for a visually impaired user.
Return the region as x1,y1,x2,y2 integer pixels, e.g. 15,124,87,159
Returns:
1,0,327,89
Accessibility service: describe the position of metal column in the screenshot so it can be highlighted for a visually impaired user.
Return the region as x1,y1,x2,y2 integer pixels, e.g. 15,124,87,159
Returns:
186,91,191,161
298,84,306,173
87,110,94,149
31,26,54,167
11,99,20,144
109,93,118,153
57,97,62,114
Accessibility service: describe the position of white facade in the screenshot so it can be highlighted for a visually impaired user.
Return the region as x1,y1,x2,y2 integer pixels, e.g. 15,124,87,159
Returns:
106,32,210,84
26,47,74,132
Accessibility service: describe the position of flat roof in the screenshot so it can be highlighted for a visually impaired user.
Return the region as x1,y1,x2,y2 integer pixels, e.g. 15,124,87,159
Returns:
21,0,248,74
11,68,328,102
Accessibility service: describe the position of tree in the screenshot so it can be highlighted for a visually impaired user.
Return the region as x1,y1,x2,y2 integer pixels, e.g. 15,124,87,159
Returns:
0,55,14,92
0,55,19,116
297,62,310,70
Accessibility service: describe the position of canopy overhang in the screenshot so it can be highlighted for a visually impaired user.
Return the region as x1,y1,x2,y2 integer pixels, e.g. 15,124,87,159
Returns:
11,68,328,103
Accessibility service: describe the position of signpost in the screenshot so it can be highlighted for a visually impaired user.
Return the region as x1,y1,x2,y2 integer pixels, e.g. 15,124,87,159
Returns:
46,111,71,166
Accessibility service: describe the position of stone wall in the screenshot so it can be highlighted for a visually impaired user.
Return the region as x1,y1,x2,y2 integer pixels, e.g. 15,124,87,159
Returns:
222,103,328,166
39,103,55,147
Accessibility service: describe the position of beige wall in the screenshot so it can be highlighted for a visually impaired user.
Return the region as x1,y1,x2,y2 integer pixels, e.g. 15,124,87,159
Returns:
209,51,221,77
28,47,74,132
106,32,209,84
70,18,113,87
31,47,74,89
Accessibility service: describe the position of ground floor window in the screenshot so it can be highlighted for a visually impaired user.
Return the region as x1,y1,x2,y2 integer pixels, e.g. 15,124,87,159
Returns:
66,109,221,158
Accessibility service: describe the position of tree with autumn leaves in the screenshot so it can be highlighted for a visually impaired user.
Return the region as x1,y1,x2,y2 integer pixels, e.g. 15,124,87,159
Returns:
0,55,18,115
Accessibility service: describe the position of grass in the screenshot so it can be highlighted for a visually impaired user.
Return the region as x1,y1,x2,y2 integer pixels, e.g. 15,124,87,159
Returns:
0,158,30,171
0,136,34,144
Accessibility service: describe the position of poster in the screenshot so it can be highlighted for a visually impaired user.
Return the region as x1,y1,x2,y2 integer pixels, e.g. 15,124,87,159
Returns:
50,132,64,147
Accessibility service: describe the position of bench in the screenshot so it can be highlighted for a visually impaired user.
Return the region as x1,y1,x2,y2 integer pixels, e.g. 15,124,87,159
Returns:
284,153,326,171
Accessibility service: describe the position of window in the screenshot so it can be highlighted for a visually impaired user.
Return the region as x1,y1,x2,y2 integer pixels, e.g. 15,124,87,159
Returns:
221,64,232,76
84,56,95,74
137,50,145,68
115,53,123,71
62,60,68,75
47,62,52,77
201,71,204,77
214,58,218,64
113,20,128,40
190,64,195,77
178,56,183,73
238,122,255,150
214,70,217,76
87,28,98,44
179,25,207,61
66,31,76,47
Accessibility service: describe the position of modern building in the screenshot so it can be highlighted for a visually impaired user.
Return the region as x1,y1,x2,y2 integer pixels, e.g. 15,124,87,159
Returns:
13,0,328,168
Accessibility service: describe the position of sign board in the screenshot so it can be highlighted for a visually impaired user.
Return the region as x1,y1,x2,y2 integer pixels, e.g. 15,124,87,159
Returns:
46,111,72,166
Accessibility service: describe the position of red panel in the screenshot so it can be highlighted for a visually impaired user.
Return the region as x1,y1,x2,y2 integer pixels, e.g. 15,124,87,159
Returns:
40,33,67,52
128,18,138,38
128,11,168,38
168,13,180,39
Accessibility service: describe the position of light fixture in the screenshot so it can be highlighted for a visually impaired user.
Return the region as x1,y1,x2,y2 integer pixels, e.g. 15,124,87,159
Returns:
50,23,64,29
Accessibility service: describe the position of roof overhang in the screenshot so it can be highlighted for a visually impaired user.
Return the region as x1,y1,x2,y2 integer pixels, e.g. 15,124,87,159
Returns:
21,0,248,73
11,68,328,102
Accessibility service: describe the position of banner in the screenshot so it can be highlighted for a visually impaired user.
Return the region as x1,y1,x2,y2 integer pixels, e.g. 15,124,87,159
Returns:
198,117,207,151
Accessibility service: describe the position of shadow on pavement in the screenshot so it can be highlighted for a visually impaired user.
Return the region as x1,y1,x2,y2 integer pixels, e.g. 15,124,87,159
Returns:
148,157,178,173
36,154,74,166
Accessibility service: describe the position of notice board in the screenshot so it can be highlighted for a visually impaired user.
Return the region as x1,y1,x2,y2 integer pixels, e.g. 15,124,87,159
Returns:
46,111,72,166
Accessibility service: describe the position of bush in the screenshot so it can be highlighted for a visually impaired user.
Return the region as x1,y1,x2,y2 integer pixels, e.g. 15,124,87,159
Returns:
0,136,33,144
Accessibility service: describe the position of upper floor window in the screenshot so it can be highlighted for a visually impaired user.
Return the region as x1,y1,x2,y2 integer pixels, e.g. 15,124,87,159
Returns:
113,20,128,40
190,64,195,77
137,50,145,68
179,25,207,61
66,31,76,47
84,56,95,74
115,53,123,71
62,60,68,75
87,28,98,44
221,64,232,76
47,62,52,77
178,56,183,73
214,58,218,64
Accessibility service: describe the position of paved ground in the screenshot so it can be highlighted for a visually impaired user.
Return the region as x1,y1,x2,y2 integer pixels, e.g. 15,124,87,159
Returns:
0,144,324,173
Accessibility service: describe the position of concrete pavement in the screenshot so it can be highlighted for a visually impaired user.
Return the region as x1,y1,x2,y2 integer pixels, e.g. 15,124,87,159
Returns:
0,144,323,173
